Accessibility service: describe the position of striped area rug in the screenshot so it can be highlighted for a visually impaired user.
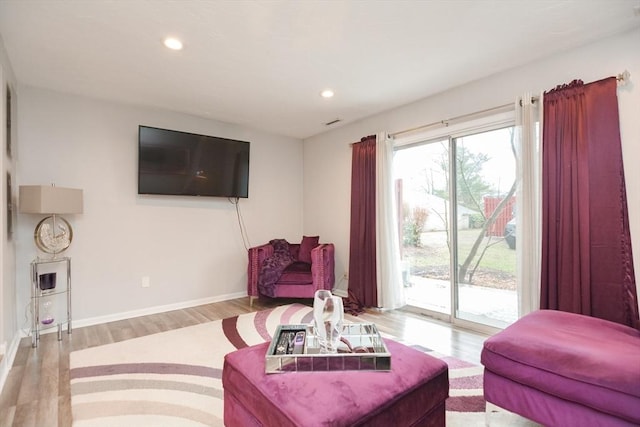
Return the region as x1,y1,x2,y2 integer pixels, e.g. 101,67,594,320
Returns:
70,303,532,426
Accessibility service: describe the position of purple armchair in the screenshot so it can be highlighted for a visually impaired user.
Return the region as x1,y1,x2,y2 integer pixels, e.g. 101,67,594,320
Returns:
247,239,335,306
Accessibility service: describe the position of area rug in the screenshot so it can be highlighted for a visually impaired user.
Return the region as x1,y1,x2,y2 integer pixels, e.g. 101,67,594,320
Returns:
70,303,534,426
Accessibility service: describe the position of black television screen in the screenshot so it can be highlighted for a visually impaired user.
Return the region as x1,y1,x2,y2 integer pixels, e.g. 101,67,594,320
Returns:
138,126,250,198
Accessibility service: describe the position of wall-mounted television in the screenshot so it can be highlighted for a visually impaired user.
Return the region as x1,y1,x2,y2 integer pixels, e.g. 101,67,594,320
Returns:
138,125,250,198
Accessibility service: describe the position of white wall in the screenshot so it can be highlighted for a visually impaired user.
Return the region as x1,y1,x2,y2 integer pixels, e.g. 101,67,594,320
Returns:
16,87,304,324
304,28,640,307
0,33,17,392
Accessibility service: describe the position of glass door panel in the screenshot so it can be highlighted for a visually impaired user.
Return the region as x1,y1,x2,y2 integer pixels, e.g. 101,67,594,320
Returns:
394,126,519,330
453,127,517,329
394,140,451,316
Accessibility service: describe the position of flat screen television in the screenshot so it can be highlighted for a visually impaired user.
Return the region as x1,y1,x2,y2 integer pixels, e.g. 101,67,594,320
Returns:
138,125,250,198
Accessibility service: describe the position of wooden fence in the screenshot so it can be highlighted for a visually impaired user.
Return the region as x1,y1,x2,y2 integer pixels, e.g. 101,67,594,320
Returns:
484,196,515,237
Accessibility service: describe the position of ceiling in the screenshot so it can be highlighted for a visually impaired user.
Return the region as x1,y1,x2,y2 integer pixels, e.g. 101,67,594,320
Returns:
0,1,638,139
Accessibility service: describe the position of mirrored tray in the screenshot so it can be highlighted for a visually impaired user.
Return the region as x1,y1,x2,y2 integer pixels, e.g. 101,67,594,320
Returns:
265,323,391,374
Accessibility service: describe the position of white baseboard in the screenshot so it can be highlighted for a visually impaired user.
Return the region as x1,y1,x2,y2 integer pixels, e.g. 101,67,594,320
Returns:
14,291,249,338
0,334,20,397
73,291,247,329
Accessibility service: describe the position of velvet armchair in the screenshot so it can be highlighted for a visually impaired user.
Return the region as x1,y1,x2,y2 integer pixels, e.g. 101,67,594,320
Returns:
247,237,335,306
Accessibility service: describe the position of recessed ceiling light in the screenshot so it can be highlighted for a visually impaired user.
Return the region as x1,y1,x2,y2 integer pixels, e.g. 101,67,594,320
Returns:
320,89,334,98
164,37,183,50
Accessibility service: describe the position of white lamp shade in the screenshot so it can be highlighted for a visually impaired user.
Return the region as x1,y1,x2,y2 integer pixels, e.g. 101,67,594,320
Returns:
19,185,83,214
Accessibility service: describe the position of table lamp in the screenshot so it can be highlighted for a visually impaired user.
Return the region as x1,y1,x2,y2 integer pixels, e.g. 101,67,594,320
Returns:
19,184,83,257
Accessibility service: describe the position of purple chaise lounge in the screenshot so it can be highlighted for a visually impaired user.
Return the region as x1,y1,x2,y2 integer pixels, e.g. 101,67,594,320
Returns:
481,310,640,426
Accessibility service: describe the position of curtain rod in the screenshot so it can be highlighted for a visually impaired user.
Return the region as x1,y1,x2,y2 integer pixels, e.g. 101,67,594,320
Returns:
389,102,515,138
390,70,630,139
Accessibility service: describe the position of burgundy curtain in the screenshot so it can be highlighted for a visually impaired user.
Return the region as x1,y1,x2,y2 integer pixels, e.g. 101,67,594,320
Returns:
541,77,639,328
345,135,378,314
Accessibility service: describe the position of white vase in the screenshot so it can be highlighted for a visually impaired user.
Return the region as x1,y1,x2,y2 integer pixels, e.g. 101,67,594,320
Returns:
312,290,344,353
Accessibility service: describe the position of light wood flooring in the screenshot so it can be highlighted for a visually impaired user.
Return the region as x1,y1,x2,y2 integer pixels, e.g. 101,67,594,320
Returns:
0,297,489,427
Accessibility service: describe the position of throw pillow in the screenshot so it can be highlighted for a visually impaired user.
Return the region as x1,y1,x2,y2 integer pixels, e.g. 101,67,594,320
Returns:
299,235,319,263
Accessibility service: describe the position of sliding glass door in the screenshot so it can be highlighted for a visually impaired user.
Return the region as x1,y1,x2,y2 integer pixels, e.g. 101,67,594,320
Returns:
394,125,518,330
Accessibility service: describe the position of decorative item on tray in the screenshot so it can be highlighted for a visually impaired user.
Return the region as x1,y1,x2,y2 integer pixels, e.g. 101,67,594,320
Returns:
265,322,391,373
312,289,344,353
265,290,391,373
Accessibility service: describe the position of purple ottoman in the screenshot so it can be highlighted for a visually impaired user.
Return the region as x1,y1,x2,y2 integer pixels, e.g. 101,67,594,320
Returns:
223,338,449,427
481,310,640,427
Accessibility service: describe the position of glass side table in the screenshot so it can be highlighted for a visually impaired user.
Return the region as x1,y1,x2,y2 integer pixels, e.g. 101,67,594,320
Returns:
30,257,72,348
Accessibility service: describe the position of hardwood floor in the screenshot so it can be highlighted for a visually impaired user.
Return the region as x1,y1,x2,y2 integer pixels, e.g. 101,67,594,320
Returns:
0,297,489,427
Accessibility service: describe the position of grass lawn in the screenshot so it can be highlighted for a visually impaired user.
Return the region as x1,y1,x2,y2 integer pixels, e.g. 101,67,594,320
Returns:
404,229,516,289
